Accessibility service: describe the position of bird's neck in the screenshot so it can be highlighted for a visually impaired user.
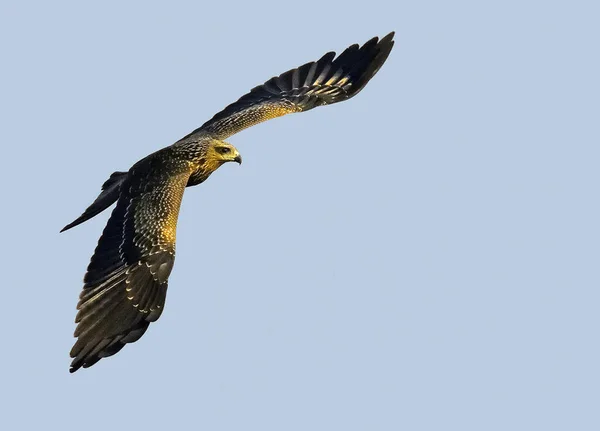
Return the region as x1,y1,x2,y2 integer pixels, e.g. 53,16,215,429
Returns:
187,157,224,187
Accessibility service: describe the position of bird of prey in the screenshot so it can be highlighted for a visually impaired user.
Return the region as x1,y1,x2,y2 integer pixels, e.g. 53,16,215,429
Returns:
62,32,395,372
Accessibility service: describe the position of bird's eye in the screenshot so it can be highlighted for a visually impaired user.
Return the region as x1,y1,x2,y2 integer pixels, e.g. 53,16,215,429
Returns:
217,147,231,154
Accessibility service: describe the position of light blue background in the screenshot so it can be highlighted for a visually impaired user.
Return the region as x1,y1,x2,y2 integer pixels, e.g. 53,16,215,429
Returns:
1,1,598,429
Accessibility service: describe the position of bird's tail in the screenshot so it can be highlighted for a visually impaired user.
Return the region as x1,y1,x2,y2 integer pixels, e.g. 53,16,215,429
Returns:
61,171,128,232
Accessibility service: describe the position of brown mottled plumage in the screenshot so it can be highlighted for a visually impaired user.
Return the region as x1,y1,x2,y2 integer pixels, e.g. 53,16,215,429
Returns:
62,33,395,372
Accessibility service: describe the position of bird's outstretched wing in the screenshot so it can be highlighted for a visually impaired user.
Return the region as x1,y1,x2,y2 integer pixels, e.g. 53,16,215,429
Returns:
69,151,191,372
185,32,394,141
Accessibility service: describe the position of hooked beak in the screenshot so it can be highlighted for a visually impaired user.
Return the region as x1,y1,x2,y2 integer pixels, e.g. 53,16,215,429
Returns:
234,154,242,165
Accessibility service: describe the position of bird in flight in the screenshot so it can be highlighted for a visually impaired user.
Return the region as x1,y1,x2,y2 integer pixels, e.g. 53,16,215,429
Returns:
62,32,395,372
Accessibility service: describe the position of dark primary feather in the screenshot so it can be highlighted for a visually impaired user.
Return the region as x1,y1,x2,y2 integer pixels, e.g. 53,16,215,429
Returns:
68,149,190,372
183,32,395,140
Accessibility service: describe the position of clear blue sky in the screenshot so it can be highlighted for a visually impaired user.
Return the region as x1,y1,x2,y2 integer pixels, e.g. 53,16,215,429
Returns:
1,1,599,429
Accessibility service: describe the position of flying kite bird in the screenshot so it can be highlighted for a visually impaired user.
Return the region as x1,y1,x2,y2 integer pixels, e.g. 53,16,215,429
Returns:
62,32,395,372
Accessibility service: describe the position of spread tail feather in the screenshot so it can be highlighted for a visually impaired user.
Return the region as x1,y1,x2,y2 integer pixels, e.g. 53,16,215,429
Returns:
61,171,128,232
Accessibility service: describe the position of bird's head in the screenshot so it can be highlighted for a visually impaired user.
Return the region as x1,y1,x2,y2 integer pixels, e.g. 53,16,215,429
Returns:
205,140,242,167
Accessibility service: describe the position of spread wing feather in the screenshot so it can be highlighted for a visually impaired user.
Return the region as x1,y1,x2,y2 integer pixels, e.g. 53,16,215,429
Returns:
183,32,394,141
69,150,191,372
